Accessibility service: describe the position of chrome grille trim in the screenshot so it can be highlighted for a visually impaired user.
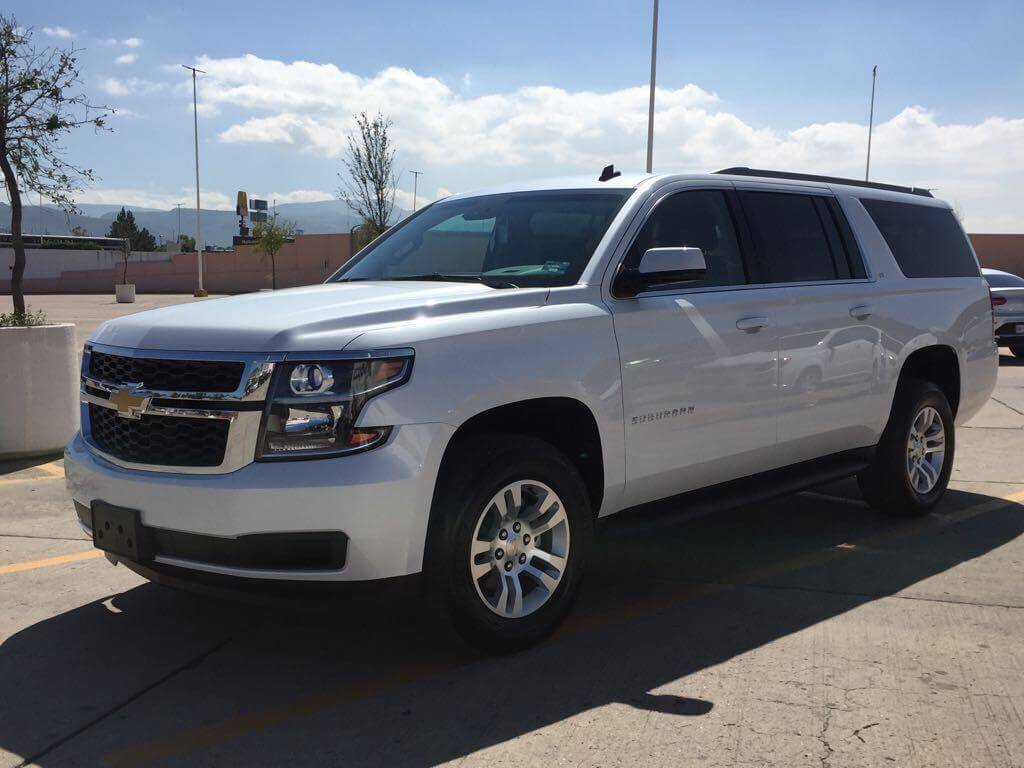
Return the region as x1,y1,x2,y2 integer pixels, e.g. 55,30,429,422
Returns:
80,343,284,474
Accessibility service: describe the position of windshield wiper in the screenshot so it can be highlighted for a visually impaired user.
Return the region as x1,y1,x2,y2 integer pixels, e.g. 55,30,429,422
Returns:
388,273,518,289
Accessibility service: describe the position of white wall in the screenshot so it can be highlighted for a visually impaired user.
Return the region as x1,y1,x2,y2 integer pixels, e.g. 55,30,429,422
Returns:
1,247,172,280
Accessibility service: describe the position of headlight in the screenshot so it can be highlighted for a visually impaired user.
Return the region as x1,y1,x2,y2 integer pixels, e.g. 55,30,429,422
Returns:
256,350,412,460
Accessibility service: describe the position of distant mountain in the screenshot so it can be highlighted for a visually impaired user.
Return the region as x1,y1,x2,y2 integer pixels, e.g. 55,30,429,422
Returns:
0,198,400,247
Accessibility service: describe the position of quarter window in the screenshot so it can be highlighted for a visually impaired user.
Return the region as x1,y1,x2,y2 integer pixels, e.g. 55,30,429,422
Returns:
623,190,746,289
860,198,979,278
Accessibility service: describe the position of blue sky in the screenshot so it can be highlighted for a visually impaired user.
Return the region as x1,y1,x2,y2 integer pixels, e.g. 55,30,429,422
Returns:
9,0,1024,229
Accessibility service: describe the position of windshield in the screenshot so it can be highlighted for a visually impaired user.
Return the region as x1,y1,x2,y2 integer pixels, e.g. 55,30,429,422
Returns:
329,189,633,288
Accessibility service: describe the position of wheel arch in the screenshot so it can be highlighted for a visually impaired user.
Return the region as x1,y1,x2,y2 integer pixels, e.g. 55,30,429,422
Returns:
895,344,961,416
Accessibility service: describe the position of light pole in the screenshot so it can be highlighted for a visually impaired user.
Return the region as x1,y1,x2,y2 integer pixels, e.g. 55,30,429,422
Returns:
409,170,423,211
182,64,207,297
865,65,877,182
175,202,182,245
646,0,659,174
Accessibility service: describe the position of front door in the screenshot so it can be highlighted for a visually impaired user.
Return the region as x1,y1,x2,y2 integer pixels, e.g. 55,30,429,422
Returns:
607,187,781,509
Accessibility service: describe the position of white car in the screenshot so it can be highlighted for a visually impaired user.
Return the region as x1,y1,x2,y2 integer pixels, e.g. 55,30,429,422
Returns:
982,267,1024,356
65,167,998,651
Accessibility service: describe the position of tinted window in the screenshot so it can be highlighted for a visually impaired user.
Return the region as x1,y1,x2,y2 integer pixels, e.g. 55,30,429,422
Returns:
860,198,979,278
983,271,1024,288
740,192,838,283
624,190,745,288
332,190,631,288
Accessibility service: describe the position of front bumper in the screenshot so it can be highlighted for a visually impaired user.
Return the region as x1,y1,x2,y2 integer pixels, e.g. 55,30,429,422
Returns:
65,422,454,582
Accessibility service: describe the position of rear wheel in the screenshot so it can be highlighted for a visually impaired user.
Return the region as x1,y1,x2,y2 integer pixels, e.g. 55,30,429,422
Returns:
858,379,954,517
429,435,591,653
1009,344,1024,358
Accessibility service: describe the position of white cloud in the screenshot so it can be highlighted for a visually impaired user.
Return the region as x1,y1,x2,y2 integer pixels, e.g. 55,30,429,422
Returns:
101,77,130,96
261,189,335,205
189,54,1024,231
76,187,235,211
122,37,143,48
42,26,74,39
115,53,137,65
100,76,167,96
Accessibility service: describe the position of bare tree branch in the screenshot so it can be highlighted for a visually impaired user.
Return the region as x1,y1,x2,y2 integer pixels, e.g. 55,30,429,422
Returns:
336,112,397,244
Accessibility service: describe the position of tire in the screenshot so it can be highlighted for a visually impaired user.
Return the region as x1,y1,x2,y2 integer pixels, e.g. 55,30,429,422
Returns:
428,434,592,653
857,379,954,518
1010,345,1024,359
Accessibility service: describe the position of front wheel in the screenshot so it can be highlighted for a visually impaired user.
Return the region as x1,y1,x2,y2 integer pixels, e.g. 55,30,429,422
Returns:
429,435,591,653
858,379,954,517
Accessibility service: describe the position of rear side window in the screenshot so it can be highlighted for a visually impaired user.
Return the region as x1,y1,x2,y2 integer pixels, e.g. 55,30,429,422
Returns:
860,198,979,278
739,192,846,283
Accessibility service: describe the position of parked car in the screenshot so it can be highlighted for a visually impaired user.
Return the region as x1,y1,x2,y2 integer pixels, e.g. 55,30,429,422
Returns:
65,167,998,651
982,267,1024,357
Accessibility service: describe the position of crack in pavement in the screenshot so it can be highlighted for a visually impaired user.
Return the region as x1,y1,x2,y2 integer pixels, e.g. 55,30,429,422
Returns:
13,630,233,768
853,722,880,743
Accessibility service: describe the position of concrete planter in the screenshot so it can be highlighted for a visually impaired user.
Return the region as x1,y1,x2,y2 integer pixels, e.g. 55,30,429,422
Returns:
115,283,136,303
0,324,80,459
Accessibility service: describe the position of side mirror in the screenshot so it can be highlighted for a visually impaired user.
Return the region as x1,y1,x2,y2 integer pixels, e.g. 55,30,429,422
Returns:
617,247,707,297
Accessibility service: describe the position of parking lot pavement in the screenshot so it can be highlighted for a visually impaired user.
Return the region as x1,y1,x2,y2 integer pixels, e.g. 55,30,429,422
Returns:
0,294,225,350
1,346,1022,767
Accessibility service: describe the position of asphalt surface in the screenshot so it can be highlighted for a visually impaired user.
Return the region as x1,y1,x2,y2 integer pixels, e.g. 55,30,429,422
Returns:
1,295,1022,767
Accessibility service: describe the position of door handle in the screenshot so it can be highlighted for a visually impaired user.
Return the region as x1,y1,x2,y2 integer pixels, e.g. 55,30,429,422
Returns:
736,316,769,332
849,305,873,320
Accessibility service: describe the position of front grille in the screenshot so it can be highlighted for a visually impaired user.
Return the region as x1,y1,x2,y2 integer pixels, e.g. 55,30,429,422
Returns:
88,404,230,467
89,351,244,393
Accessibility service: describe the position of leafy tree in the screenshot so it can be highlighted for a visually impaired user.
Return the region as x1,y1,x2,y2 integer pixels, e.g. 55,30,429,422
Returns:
106,207,156,251
0,15,111,318
70,224,87,236
177,233,195,252
252,212,295,289
337,111,397,242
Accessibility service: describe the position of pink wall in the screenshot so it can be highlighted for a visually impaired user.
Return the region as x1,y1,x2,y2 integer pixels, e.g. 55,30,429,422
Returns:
2,233,355,294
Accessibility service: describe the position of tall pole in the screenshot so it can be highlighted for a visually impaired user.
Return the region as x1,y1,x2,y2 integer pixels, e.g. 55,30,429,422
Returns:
183,64,207,296
175,202,182,245
865,65,877,182
409,170,423,211
645,0,659,174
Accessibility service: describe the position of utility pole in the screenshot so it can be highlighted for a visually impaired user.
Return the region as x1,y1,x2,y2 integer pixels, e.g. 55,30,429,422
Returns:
409,170,423,211
646,0,659,174
865,65,877,182
175,202,182,245
182,64,207,296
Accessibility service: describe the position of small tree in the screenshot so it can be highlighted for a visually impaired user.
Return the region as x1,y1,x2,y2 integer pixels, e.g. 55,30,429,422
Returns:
0,15,111,318
107,207,156,251
337,111,398,242
252,212,295,289
177,233,195,252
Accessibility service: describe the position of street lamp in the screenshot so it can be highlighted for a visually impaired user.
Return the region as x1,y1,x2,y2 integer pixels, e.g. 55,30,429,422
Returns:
182,64,207,297
409,170,423,211
646,0,659,174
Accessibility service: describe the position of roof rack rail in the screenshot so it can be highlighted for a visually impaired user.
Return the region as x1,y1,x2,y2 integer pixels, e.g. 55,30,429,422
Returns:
714,167,934,198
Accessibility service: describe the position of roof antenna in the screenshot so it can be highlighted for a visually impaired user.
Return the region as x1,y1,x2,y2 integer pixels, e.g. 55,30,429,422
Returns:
598,164,621,182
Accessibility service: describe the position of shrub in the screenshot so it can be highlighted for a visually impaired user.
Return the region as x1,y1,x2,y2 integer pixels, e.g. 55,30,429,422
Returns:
0,308,50,327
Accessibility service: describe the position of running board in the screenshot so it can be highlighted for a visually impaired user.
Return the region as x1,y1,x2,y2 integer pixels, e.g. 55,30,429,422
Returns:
598,449,873,535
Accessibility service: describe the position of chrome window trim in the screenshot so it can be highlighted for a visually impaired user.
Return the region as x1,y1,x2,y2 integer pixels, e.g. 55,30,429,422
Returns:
283,347,414,362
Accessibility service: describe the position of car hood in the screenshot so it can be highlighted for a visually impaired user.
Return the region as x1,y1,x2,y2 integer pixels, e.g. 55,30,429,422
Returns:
90,282,549,352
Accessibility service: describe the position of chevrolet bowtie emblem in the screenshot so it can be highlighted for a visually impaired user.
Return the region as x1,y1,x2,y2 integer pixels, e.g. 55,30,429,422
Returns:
108,384,151,420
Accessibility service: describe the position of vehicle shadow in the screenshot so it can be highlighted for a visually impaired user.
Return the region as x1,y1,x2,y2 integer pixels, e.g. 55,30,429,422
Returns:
1,482,1021,766
998,352,1024,366
0,453,63,476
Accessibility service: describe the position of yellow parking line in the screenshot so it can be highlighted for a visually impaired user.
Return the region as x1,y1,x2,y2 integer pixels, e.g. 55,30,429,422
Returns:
36,461,66,479
0,549,103,575
102,488,1024,768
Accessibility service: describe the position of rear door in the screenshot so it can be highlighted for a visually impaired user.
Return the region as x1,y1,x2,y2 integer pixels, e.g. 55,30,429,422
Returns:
606,183,783,508
736,186,882,462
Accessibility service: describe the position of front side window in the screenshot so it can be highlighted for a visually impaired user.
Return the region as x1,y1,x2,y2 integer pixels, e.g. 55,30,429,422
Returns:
330,190,632,288
861,198,979,278
740,191,840,283
622,189,746,289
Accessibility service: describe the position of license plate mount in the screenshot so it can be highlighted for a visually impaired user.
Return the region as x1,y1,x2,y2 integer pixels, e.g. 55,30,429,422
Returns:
91,502,151,562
